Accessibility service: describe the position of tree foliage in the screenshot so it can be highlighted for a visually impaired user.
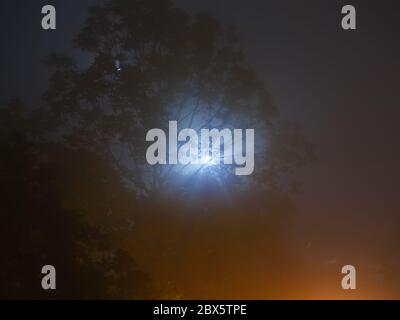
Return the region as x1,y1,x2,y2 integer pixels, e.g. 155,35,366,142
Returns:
45,0,312,195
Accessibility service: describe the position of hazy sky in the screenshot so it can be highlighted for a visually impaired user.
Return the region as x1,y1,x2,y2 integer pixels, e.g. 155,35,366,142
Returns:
1,0,400,278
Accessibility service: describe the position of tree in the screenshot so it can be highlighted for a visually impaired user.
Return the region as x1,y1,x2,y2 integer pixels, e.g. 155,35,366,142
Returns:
45,0,312,197
41,0,314,298
0,101,152,299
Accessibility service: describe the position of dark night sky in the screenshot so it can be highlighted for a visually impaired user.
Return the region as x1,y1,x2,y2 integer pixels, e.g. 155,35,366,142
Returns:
1,0,400,272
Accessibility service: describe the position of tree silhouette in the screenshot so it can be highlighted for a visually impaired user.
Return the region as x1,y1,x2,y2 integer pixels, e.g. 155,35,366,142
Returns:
1,0,314,299
45,0,312,197
0,100,152,299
